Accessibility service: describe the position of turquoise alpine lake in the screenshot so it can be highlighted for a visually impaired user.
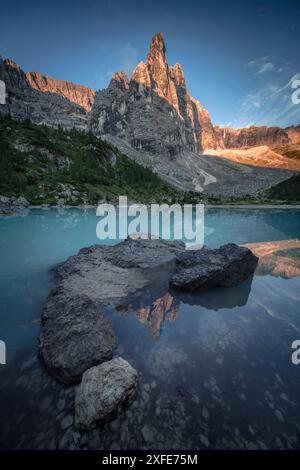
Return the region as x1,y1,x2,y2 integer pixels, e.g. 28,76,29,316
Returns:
0,207,300,449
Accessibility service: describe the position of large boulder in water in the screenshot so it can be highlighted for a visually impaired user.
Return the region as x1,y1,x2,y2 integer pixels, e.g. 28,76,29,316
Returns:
74,357,138,430
39,293,117,384
170,243,258,290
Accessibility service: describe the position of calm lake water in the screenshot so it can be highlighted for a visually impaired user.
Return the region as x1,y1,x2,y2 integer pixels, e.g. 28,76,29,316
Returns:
0,207,300,450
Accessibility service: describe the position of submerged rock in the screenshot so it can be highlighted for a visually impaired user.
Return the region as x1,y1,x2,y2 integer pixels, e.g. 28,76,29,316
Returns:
147,346,188,380
39,293,117,384
74,357,138,430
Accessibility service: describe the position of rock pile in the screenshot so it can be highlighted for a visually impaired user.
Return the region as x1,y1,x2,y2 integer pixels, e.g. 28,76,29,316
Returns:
39,238,258,429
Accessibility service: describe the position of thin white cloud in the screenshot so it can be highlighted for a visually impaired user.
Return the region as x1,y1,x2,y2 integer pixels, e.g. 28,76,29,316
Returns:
247,56,270,67
256,62,275,74
230,72,300,128
246,56,275,75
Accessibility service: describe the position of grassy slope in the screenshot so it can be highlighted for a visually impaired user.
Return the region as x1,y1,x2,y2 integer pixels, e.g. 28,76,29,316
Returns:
265,173,300,202
0,117,199,205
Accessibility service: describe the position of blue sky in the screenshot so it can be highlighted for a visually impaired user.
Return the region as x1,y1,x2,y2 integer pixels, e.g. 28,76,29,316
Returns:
0,0,299,128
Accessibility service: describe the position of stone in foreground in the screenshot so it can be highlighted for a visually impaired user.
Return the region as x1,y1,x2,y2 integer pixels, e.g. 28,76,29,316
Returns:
75,357,138,430
171,243,258,290
39,293,117,384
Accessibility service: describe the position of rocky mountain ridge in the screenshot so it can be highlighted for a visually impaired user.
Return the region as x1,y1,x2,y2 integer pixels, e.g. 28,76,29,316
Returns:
26,71,95,112
0,56,89,129
1,40,298,153
0,35,298,196
215,125,290,149
90,33,222,156
285,125,300,145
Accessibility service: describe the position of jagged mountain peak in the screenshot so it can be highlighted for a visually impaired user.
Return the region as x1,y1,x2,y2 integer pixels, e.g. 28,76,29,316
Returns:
110,70,129,91
147,32,166,59
91,32,222,156
131,61,151,88
169,63,185,87
90,32,225,161
120,70,129,82
4,58,21,70
143,32,169,98
25,70,95,112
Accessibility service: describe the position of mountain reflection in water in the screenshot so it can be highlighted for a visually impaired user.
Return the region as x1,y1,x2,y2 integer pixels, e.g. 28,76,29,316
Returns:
245,239,300,278
115,239,300,339
117,292,180,339
116,277,253,338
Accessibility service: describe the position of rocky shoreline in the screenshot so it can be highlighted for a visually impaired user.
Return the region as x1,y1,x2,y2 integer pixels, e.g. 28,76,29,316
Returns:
38,238,258,430
0,195,29,216
1,197,300,218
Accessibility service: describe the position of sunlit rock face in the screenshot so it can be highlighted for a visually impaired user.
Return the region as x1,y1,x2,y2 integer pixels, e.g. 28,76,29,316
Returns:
145,33,171,100
25,71,95,112
89,32,222,158
109,71,129,92
0,56,89,129
169,62,222,152
131,33,222,153
206,145,300,171
214,125,290,149
286,125,300,145
209,126,300,170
